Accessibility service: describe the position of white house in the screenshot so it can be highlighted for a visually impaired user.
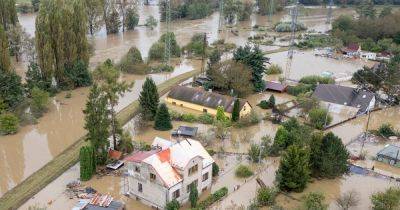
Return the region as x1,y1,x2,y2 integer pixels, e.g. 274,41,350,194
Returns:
360,51,377,60
124,137,214,209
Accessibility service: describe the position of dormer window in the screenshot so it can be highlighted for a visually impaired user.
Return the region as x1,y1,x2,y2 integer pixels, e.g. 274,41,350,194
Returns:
150,173,156,181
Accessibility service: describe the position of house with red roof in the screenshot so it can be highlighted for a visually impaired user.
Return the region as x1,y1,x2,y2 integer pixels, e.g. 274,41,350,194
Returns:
341,43,361,57
124,137,214,209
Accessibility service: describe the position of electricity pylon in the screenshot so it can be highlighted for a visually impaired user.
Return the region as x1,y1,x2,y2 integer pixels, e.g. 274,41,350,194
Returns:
285,0,299,84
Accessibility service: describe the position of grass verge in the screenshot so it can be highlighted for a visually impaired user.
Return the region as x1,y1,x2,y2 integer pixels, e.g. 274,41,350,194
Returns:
0,69,200,210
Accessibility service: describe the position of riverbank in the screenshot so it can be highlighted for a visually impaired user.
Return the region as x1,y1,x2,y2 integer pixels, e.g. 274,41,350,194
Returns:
0,69,200,210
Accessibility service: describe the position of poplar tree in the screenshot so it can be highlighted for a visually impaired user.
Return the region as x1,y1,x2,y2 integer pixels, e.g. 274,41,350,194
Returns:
276,145,310,192
0,0,18,30
154,103,172,131
231,99,240,122
85,0,104,35
83,84,110,165
138,77,159,120
0,25,10,72
105,5,121,34
79,146,96,181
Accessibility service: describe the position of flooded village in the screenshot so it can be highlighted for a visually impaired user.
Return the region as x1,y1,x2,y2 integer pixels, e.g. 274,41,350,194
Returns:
1,0,400,210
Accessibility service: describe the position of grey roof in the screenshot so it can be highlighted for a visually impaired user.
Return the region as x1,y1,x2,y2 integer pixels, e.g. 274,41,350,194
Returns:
377,145,400,160
167,86,249,113
172,126,198,137
265,81,287,92
84,201,124,210
312,84,375,114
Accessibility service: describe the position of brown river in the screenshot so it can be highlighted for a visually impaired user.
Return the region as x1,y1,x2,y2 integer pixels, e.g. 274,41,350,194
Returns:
2,2,400,210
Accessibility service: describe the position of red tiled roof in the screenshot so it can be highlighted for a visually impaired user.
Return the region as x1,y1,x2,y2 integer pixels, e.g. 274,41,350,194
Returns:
345,43,359,52
124,150,160,163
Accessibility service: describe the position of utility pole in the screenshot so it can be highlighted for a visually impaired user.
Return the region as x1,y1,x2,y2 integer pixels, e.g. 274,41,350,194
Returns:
164,0,171,66
284,0,299,84
360,110,372,156
201,33,207,75
218,0,224,32
326,0,334,24
268,0,275,22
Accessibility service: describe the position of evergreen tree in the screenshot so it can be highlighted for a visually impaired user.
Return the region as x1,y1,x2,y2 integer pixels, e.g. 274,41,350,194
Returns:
189,185,199,207
231,98,240,122
105,6,121,34
276,145,310,192
154,103,172,131
138,77,159,120
64,60,92,88
0,70,24,108
32,0,41,12
79,146,96,181
94,59,132,151
0,113,19,135
85,0,104,35
0,0,18,30
315,132,349,178
83,84,110,165
165,199,180,210
26,62,50,91
0,25,10,72
268,94,275,108
233,44,268,92
124,7,139,31
30,87,50,117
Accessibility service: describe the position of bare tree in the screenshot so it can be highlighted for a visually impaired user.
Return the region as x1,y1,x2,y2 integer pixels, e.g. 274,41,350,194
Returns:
336,190,360,210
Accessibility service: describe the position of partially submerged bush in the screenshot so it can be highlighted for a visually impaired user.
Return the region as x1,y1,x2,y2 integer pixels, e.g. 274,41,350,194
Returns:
287,84,313,96
265,64,282,75
149,32,181,61
257,187,278,207
198,113,214,124
0,113,19,135
309,108,332,130
299,75,335,88
235,165,254,178
118,47,147,74
275,22,307,32
378,123,397,138
197,187,228,209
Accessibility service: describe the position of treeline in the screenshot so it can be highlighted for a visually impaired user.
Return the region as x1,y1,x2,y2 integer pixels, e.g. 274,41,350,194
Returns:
332,10,400,53
159,0,217,21
299,0,400,5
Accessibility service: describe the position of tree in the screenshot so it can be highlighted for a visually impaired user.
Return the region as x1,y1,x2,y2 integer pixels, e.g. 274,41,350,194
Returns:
94,59,132,150
118,131,134,154
268,95,275,108
26,62,50,91
336,190,360,210
248,143,261,163
371,187,400,210
165,199,180,210
238,0,253,21
118,46,145,74
0,113,19,135
148,32,181,60
356,0,376,19
233,44,268,92
0,70,24,109
0,25,10,72
154,103,173,131
256,187,277,207
224,0,242,24
258,0,277,16
124,7,139,30
85,0,104,35
105,5,121,34
79,146,96,181
379,6,392,18
297,93,319,117
30,87,50,117
189,185,199,207
310,132,349,178
31,0,40,12
212,162,219,177
139,77,159,120
308,108,332,130
302,192,328,210
64,60,92,89
84,84,110,165
6,24,24,62
209,60,253,97
276,145,310,192
235,164,253,178
216,106,228,122
145,15,157,30
0,0,18,30
231,98,240,122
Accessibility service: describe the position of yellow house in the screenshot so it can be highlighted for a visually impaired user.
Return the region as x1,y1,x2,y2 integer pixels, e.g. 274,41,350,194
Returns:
166,86,252,118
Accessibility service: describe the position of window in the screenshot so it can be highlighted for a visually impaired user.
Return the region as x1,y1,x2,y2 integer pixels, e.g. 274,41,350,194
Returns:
203,108,207,113
202,172,209,182
172,189,180,199
186,180,198,193
138,183,143,192
150,173,156,181
188,164,198,176
135,166,140,173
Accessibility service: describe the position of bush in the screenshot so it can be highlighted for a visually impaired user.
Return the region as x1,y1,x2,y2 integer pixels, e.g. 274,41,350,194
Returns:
169,110,183,121
145,15,158,30
275,22,307,32
302,192,328,210
197,187,228,209
124,8,139,30
212,162,219,177
235,165,254,178
258,100,269,109
148,32,181,61
257,187,277,206
378,123,396,138
165,199,180,210
187,2,212,20
287,84,313,96
299,75,335,88
64,60,92,89
309,108,332,130
79,146,95,181
236,110,260,127
185,34,206,56
371,187,400,210
248,144,262,163
30,87,50,117
198,113,214,124
258,95,276,109
265,64,282,75
148,64,174,73
181,113,197,122
118,47,146,74
0,113,19,135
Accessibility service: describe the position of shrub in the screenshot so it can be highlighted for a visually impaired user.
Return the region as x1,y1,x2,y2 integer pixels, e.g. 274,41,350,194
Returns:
165,199,180,210
275,22,307,32
258,100,269,109
236,110,260,127
287,84,313,96
378,123,396,138
181,113,197,122
302,192,328,210
265,64,282,75
248,144,262,163
148,64,174,73
118,47,146,74
145,15,158,30
197,187,228,209
0,113,19,135
309,108,332,130
124,8,139,30
189,185,199,207
187,2,212,20
169,110,183,121
299,75,335,88
148,42,165,60
212,162,219,177
64,60,92,89
79,146,95,181
235,165,254,178
257,187,277,206
198,113,214,124
185,33,206,56
371,187,400,210
30,87,50,117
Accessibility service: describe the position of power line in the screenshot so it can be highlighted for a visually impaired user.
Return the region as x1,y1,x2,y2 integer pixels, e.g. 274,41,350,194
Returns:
285,0,299,84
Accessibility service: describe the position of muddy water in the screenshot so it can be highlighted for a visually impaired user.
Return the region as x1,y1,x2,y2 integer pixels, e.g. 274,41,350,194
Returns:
0,59,198,197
